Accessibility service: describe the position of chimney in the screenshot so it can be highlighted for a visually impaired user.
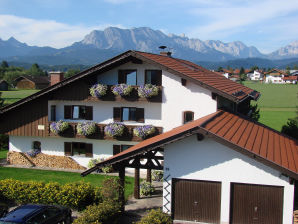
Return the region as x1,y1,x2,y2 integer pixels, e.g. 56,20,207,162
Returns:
50,71,64,86
160,51,172,57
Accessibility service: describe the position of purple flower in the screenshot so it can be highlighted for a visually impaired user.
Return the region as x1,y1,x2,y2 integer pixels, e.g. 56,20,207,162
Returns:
77,122,97,136
112,84,133,96
90,84,107,98
138,84,159,98
133,125,155,138
104,122,125,137
50,120,69,134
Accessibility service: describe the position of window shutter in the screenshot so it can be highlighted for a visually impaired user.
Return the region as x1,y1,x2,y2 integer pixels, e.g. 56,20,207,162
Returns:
118,70,126,84
156,70,162,86
85,106,93,120
113,145,121,155
64,142,72,156
64,106,72,119
113,107,121,121
136,108,144,123
85,143,93,158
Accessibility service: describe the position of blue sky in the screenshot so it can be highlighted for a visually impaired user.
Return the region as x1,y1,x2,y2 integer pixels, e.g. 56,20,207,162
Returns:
0,0,297,53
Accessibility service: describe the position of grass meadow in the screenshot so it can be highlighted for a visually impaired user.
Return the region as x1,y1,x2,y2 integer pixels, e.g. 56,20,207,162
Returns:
244,81,297,131
0,89,39,106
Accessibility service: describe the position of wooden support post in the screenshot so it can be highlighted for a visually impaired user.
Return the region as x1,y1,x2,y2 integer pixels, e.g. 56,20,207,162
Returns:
134,168,140,199
147,169,152,183
118,165,125,212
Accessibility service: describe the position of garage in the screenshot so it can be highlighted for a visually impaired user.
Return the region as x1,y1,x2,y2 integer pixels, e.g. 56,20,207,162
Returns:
230,183,284,224
172,178,221,223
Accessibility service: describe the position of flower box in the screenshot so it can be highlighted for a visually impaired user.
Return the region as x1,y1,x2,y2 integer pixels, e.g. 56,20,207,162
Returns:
50,120,69,135
77,122,97,136
89,84,108,98
138,84,159,98
112,84,133,96
133,125,156,139
104,122,125,137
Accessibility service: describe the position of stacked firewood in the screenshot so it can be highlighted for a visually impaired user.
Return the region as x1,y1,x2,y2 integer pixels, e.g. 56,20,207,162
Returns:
7,151,86,170
294,210,298,224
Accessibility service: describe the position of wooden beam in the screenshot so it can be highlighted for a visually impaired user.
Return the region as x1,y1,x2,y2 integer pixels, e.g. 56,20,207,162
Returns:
134,168,140,199
147,169,152,183
118,165,125,212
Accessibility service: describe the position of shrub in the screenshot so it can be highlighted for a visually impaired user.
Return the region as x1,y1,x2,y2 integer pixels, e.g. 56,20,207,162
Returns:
112,84,133,96
90,83,108,98
100,177,121,202
77,122,97,136
140,181,154,196
0,134,8,150
104,122,125,137
50,120,69,134
135,209,172,224
133,125,155,139
0,179,102,211
152,170,163,182
73,200,120,224
138,84,159,98
87,158,113,173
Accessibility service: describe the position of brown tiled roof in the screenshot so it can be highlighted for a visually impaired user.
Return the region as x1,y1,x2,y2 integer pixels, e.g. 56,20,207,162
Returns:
82,110,298,179
134,51,259,102
283,76,298,81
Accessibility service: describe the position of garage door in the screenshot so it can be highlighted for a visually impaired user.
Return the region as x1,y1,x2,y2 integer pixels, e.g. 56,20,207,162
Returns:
230,183,284,224
172,178,221,223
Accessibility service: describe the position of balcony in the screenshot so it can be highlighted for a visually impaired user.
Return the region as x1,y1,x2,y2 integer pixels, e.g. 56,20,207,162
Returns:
48,122,163,142
86,85,162,103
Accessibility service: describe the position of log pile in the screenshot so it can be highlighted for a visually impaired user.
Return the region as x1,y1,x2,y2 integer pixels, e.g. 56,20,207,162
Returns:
7,151,86,170
294,210,298,224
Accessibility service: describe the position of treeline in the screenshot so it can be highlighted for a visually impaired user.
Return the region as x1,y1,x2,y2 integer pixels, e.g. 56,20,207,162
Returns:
0,61,83,85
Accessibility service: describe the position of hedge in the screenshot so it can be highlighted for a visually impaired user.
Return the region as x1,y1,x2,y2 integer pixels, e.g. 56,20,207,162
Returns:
73,200,121,224
135,209,172,224
0,179,102,211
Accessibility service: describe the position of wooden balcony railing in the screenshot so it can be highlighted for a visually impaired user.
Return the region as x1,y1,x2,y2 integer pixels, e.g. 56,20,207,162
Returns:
48,122,163,142
86,85,162,103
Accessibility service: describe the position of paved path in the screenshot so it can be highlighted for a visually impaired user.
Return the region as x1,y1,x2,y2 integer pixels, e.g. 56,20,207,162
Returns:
121,181,163,223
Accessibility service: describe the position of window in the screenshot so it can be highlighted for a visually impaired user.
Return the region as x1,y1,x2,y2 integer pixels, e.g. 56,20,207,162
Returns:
118,70,137,85
181,78,187,86
145,70,162,85
183,111,194,124
64,105,93,120
113,107,144,122
50,105,56,121
122,107,137,121
64,142,93,157
113,144,133,155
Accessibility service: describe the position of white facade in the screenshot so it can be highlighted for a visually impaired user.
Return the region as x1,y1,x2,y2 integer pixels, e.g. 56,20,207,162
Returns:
248,70,263,81
9,135,138,167
265,74,285,84
10,60,217,168
163,135,294,224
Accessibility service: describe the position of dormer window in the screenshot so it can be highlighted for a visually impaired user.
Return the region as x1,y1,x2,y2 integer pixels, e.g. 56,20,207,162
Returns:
183,111,194,124
145,70,162,85
118,70,137,85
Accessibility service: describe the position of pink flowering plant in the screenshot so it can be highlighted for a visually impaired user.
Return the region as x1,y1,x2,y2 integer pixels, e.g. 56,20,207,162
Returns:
133,125,156,138
89,83,108,98
50,120,69,134
112,84,133,96
138,84,159,98
104,122,125,137
77,122,97,136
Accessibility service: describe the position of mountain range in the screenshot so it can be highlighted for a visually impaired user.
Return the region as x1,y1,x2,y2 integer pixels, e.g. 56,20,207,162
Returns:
0,27,298,68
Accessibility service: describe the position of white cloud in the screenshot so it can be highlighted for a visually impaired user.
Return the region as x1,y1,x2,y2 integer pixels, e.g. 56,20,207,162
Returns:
0,14,124,48
186,0,298,40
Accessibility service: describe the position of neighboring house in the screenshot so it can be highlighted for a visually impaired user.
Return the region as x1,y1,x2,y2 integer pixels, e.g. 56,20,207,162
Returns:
247,70,264,81
14,75,50,89
290,70,298,76
0,80,9,91
265,69,287,84
213,71,229,79
84,110,297,224
283,75,298,84
0,50,259,168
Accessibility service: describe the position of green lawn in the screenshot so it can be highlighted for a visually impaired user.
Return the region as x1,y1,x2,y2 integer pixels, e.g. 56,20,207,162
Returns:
243,81,298,131
0,149,8,160
0,167,134,199
0,89,39,105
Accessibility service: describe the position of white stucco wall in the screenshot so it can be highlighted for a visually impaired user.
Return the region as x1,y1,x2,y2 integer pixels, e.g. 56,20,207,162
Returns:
163,135,294,224
9,135,138,167
49,60,217,132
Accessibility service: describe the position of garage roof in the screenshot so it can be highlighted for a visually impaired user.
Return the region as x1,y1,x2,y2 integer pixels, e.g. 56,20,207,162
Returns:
82,110,298,179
